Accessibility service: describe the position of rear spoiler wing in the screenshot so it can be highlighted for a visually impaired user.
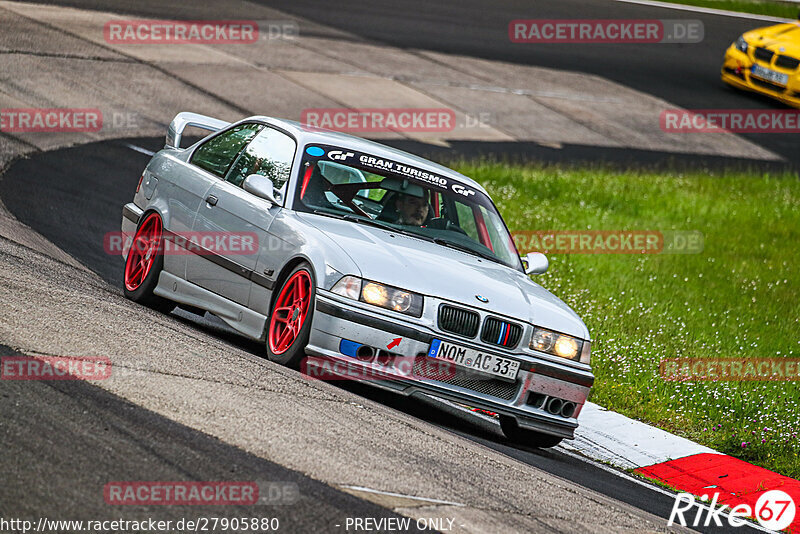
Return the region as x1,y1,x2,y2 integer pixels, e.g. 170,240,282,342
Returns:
166,112,230,149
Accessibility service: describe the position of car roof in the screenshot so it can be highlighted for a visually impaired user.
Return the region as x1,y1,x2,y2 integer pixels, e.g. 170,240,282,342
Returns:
246,115,488,195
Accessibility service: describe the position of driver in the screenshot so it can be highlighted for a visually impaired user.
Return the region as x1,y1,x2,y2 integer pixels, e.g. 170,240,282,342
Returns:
394,192,429,226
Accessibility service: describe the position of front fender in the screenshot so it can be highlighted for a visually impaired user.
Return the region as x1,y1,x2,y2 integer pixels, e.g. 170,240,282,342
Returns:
248,211,361,317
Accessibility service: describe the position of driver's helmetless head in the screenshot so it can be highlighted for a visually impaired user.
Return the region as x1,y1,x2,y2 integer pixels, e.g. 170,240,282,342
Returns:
396,193,429,226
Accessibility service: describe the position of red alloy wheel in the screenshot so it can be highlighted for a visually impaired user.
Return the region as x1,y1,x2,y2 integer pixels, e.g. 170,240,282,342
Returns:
269,270,312,354
123,213,163,292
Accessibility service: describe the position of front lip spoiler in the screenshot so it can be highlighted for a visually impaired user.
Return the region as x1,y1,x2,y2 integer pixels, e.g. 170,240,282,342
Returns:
315,298,594,388
302,348,578,438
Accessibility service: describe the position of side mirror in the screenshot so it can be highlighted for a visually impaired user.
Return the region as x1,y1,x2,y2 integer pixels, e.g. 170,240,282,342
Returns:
523,252,548,275
243,174,279,205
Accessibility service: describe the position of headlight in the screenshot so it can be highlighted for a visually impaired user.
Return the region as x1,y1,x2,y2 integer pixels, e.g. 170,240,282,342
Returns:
735,35,748,54
331,276,423,317
361,281,422,316
530,327,584,362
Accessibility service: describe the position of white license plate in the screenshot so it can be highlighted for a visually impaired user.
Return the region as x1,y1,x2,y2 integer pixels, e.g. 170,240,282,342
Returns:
427,339,519,380
751,64,789,86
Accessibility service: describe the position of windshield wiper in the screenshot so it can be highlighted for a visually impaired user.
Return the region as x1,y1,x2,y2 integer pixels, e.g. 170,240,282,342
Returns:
341,214,403,233
312,209,348,220
341,214,446,245
433,237,501,263
314,210,408,234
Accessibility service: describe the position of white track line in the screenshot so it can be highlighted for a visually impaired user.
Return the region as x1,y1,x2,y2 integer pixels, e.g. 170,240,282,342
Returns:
567,402,720,470
612,0,795,22
340,485,465,507
430,395,718,470
124,143,155,157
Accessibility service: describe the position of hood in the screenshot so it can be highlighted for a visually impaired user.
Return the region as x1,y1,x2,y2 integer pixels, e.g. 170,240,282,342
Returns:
301,214,589,339
746,23,800,57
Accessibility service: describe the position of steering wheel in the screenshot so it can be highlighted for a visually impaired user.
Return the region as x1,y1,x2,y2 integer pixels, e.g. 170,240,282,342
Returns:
448,221,469,235
429,217,467,235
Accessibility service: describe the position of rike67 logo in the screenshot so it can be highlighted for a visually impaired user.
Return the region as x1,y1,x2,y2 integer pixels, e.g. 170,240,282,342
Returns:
669,490,796,531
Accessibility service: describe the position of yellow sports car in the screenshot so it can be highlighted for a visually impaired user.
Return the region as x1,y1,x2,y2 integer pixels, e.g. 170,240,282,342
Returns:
721,20,800,108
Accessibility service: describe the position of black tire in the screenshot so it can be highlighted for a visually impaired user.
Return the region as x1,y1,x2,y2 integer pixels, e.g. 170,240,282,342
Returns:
265,263,315,369
499,415,563,448
122,212,175,314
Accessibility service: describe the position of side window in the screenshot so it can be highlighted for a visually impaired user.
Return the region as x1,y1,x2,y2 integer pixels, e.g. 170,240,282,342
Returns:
225,128,296,202
480,206,516,263
190,123,264,178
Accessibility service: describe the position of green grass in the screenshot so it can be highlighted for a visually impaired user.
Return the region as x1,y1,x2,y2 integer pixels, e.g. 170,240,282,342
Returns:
663,0,799,18
454,162,800,479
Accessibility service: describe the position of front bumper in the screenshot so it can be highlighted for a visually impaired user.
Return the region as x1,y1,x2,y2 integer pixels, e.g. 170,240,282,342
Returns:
307,291,594,439
721,45,800,108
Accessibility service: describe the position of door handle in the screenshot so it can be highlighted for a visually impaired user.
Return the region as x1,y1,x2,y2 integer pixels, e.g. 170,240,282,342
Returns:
206,195,218,206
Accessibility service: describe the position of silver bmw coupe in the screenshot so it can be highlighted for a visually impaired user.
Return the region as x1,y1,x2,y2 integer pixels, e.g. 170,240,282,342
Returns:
121,112,594,447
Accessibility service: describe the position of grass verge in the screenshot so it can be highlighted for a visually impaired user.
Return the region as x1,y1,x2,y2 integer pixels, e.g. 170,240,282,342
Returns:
455,162,800,478
658,0,799,19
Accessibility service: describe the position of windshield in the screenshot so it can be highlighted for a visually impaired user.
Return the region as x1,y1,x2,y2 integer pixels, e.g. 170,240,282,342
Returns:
293,145,522,270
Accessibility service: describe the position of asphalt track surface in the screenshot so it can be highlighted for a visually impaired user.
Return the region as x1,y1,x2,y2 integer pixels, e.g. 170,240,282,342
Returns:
0,136,751,534
4,0,794,532
24,0,800,169
0,345,427,533
259,0,792,112
259,0,800,169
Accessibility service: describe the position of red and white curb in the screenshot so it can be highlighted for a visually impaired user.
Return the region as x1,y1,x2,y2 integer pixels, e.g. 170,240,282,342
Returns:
434,397,798,531
566,403,800,533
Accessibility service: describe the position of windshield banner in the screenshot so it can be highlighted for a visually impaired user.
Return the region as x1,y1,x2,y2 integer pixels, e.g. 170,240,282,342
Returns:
303,144,483,200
